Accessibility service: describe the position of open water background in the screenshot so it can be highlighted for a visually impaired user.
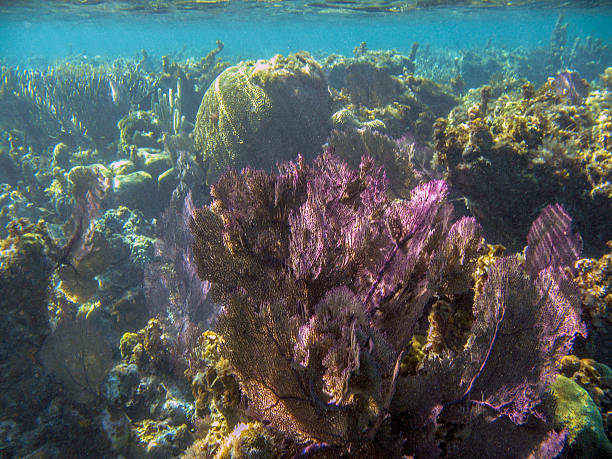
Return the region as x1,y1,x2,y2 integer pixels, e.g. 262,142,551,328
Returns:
1,2,611,67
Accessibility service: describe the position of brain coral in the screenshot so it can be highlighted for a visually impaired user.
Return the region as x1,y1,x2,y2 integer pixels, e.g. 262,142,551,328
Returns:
194,52,332,185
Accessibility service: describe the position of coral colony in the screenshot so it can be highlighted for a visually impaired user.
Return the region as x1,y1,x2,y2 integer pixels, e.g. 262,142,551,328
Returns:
188,150,586,457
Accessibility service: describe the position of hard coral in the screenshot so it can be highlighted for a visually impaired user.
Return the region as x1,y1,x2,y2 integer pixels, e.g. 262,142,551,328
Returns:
436,79,612,255
0,219,57,449
194,52,331,185
119,318,172,374
0,218,55,336
574,241,612,365
190,331,240,421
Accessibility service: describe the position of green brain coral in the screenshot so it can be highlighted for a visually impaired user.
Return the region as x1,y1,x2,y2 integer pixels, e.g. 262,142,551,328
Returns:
194,52,332,185
550,375,612,458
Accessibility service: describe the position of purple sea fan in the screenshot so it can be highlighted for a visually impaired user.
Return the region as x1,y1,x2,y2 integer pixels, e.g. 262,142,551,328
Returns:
392,208,586,456
144,193,215,375
440,206,587,441
525,203,583,278
288,154,387,283
458,255,584,425
293,287,393,408
395,131,442,181
393,255,585,456
428,215,484,296
449,202,586,425
364,180,455,349
189,151,486,449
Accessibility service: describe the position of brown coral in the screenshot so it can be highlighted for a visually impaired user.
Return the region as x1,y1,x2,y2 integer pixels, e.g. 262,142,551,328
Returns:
326,127,420,199
436,80,611,255
575,241,612,364
119,318,171,374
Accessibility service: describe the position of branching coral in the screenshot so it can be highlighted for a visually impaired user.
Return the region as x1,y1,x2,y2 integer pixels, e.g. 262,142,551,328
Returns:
0,59,155,151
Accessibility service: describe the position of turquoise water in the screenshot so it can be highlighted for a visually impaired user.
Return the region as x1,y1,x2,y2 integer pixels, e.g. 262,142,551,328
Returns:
1,4,611,63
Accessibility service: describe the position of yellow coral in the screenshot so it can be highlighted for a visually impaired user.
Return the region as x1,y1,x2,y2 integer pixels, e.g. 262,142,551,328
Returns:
118,319,170,372
575,241,612,329
214,422,276,459
194,52,330,185
473,244,505,297
400,335,427,376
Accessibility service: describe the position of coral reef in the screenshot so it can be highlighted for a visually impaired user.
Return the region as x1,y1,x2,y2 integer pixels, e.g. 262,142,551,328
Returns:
0,59,155,151
1,21,610,457
574,241,612,365
0,219,55,416
326,127,420,199
57,206,155,339
412,16,612,90
0,41,229,242
108,319,196,457
0,46,229,453
435,78,612,255
324,45,457,140
0,219,114,457
194,52,332,184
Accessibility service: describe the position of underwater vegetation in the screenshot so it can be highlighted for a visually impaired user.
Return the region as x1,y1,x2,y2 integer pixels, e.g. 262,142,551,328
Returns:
0,42,230,237
186,150,598,456
1,10,612,456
